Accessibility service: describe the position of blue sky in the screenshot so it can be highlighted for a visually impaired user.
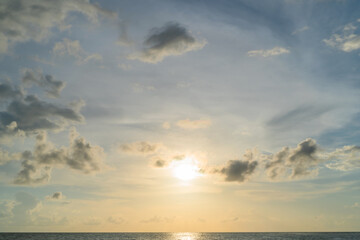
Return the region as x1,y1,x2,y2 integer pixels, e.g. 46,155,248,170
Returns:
0,0,360,232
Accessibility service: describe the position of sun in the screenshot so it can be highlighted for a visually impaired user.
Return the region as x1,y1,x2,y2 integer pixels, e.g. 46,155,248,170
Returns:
172,157,200,181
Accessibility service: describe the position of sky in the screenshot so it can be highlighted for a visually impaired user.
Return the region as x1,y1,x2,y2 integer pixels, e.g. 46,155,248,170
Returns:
0,0,360,232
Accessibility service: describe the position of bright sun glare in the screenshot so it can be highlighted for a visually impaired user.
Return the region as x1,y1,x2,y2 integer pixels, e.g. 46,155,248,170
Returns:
172,157,200,181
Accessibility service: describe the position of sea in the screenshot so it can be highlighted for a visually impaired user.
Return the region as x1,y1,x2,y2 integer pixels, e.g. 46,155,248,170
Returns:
0,232,359,240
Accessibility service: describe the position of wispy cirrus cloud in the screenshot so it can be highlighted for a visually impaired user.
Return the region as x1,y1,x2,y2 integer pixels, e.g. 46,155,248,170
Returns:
247,46,290,57
176,119,212,130
52,38,103,65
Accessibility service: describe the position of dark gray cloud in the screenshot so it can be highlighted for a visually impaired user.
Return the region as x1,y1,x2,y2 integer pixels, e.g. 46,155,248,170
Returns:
128,22,206,63
0,82,23,103
46,192,63,200
119,141,162,155
22,69,65,98
265,138,321,179
0,0,115,54
14,128,105,185
152,158,167,168
0,93,83,138
213,160,258,183
13,159,51,185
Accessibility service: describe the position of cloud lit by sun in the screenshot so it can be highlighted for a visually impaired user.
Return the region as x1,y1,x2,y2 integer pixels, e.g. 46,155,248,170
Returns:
171,157,201,181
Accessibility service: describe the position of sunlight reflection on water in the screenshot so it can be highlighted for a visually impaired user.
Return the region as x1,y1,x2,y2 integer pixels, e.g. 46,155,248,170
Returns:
172,232,200,240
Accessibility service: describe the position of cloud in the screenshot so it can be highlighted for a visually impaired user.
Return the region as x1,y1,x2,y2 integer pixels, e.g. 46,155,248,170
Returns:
128,22,206,63
162,122,171,129
107,216,125,224
351,202,359,208
265,138,321,179
132,83,155,93
323,21,360,52
325,145,360,171
140,216,174,224
12,192,42,225
53,38,103,65
212,160,258,183
150,156,168,168
117,20,133,46
0,82,23,103
0,94,83,135
0,0,115,54
46,192,64,201
176,119,212,129
291,26,309,35
0,200,15,219
21,68,65,98
247,46,290,57
0,77,84,140
14,128,105,185
83,217,101,225
0,148,21,166
119,141,162,155
267,105,331,131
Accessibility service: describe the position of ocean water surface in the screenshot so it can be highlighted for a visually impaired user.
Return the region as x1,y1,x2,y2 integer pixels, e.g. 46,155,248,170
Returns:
0,232,359,240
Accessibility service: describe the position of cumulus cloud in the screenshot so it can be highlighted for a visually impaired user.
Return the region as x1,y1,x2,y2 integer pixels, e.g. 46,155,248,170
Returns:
119,141,163,155
21,68,65,98
207,149,260,183
0,0,115,54
0,75,84,141
324,21,360,52
14,128,105,185
53,38,103,65
46,192,64,200
247,46,290,57
265,138,321,179
0,94,83,136
212,160,258,183
176,118,212,129
128,22,206,63
150,156,168,168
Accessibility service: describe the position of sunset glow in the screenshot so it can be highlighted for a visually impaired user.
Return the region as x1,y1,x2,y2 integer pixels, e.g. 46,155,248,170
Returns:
1,0,360,234
172,157,201,181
